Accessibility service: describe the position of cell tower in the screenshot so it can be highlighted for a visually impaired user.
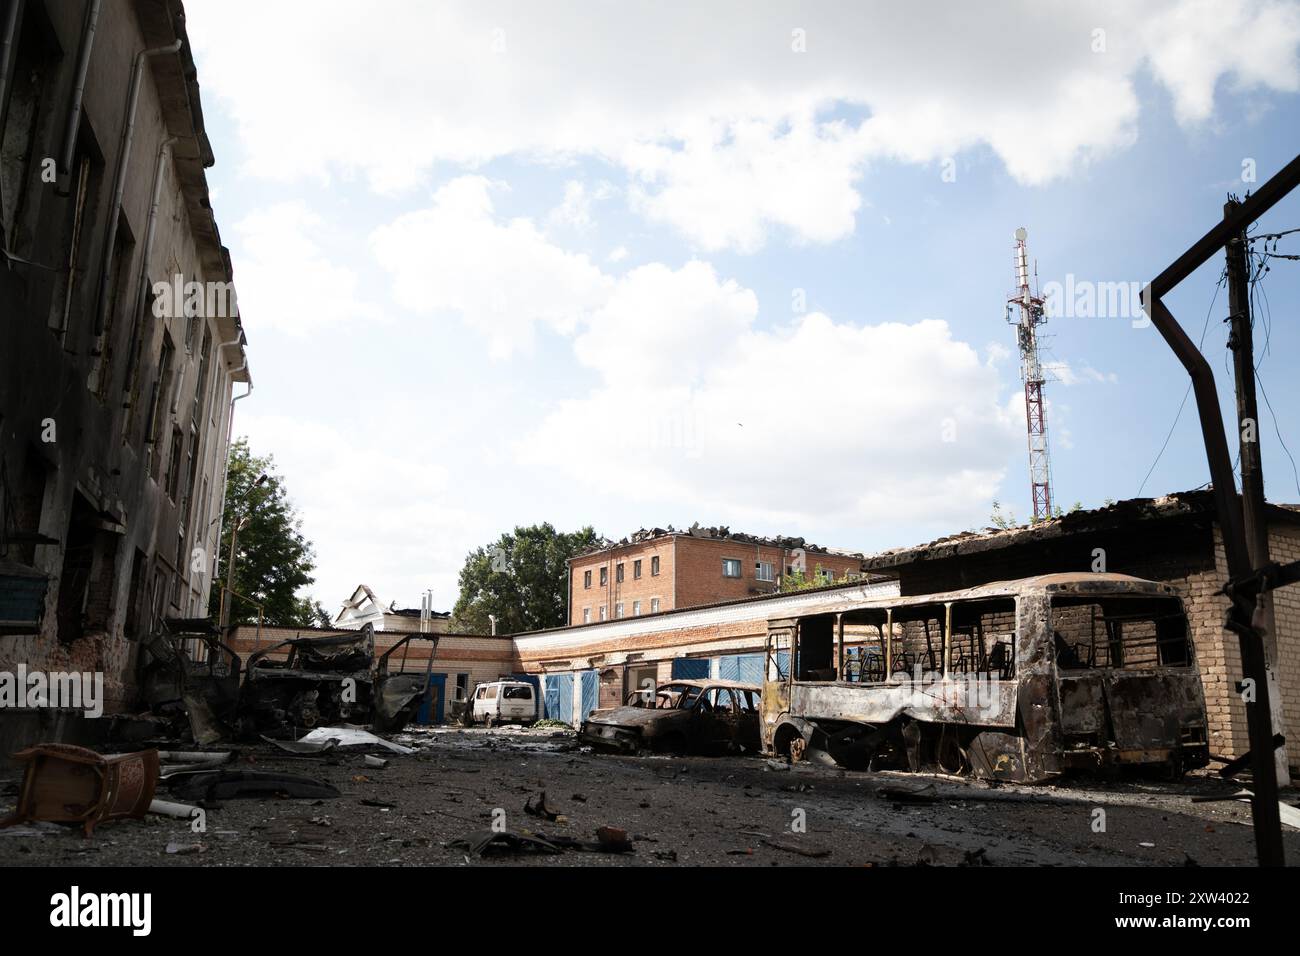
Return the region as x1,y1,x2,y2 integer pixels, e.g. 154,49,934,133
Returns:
1006,226,1054,523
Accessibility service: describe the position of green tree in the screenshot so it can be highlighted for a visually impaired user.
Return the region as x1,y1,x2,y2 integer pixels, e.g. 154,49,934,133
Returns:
210,438,327,627
779,564,843,592
451,523,600,634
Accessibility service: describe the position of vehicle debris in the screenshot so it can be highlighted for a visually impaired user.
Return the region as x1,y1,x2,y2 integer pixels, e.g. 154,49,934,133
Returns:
168,770,340,802
139,622,438,743
298,726,414,754
580,680,761,755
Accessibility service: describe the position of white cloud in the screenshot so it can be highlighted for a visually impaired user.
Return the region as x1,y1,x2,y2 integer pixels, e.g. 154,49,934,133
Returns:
231,202,382,337
369,176,611,358
188,1,1300,252
520,275,1019,527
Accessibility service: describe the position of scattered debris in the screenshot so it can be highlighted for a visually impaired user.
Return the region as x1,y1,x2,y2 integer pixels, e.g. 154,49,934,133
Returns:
524,791,565,823
452,829,562,857
299,727,414,755
364,755,388,769
877,783,939,804
169,770,340,802
760,837,831,859
165,842,206,855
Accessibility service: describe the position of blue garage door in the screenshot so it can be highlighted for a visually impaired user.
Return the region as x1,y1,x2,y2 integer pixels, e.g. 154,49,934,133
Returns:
579,670,599,723
544,673,573,724
671,658,710,679
717,653,764,684
417,673,445,724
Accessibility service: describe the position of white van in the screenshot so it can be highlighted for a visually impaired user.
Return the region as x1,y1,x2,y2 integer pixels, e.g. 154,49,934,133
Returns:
472,680,537,726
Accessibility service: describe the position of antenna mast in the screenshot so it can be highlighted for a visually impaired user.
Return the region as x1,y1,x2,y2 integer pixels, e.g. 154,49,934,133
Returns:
1007,227,1054,522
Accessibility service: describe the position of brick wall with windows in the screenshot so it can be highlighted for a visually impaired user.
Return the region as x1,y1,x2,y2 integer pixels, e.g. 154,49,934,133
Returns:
568,532,863,625
570,537,674,626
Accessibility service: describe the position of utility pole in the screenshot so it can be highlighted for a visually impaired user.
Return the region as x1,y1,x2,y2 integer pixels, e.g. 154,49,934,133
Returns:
1142,153,1300,867
1224,198,1291,786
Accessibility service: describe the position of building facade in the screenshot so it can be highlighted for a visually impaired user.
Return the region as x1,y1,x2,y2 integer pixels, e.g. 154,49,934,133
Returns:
332,584,451,634
567,527,867,626
0,0,248,718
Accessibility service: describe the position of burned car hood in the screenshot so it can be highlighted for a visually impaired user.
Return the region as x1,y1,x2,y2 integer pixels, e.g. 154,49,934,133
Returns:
585,706,688,729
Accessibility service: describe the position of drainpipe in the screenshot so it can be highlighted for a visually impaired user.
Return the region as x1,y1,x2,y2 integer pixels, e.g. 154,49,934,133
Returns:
0,0,23,124
0,0,25,238
210,366,250,617
94,37,182,336
56,0,102,196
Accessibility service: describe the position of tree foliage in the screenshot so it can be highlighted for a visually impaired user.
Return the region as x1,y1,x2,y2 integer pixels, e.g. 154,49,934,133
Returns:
210,438,328,627
451,523,600,635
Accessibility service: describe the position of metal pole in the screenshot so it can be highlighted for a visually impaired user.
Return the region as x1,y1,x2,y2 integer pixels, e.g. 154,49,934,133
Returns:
1140,153,1300,866
1225,198,1290,786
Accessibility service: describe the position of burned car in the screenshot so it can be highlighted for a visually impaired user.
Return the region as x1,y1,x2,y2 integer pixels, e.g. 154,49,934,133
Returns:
579,680,761,755
140,622,436,741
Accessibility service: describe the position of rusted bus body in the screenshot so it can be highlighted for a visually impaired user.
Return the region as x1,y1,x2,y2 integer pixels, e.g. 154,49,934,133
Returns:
761,573,1211,783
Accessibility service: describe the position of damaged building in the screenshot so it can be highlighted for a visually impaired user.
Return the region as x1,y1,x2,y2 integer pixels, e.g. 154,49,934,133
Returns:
517,492,1299,772
567,525,871,626
0,0,249,750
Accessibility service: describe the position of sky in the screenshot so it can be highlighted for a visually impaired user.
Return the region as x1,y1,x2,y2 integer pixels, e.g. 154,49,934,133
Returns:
184,0,1300,616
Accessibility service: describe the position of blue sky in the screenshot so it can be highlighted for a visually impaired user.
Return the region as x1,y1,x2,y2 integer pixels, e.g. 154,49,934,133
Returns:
185,1,1300,614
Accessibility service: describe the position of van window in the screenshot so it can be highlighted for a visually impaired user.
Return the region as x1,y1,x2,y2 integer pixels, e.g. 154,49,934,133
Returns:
486,685,499,699
504,686,532,700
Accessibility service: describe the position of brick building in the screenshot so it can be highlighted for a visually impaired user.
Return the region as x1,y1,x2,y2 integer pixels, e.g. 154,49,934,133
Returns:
566,526,867,626
0,0,249,734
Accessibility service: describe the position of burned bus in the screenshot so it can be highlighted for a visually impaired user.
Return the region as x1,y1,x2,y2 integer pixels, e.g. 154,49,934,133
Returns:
761,573,1210,783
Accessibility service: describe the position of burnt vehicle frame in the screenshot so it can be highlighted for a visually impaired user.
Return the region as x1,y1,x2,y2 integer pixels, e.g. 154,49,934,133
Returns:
141,622,438,739
762,573,1210,783
580,679,761,755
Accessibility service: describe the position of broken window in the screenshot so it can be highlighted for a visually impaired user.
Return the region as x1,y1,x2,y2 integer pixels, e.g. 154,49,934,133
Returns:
165,426,183,501
616,562,624,582
949,598,1017,678
599,566,607,586
651,555,660,576
1050,595,1191,670
722,558,741,578
888,604,949,675
756,560,775,582
841,608,890,683
1,2,60,258
55,493,118,644
583,569,591,588
89,216,134,399
633,558,641,578
794,614,836,680
145,333,176,480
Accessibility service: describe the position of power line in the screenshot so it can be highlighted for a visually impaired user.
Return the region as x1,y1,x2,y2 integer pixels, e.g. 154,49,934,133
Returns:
1138,270,1226,496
